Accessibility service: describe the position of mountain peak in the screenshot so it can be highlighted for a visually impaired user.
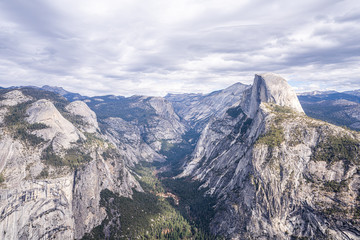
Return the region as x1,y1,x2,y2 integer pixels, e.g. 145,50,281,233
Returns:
41,85,70,95
244,73,304,117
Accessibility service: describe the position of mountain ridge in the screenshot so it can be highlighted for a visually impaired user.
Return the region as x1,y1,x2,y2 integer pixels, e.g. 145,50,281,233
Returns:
0,73,359,239
179,74,360,239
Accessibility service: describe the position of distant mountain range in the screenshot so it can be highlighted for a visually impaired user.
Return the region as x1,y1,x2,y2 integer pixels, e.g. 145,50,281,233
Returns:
298,90,360,130
4,84,360,131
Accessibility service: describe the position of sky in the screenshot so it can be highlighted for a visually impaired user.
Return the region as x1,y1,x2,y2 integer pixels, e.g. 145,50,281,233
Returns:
0,0,359,96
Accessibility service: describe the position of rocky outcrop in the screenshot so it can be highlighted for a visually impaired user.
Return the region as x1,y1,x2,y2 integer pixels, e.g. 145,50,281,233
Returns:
0,177,75,240
166,82,250,131
1,76,360,240
241,73,304,118
103,117,165,167
180,73,360,239
65,101,99,133
0,90,32,106
72,149,142,239
86,95,187,152
0,129,75,239
26,99,84,152
141,97,186,151
0,89,142,240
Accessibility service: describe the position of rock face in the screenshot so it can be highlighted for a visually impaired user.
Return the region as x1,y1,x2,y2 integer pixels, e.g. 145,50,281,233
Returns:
0,176,75,239
0,89,141,240
140,97,186,151
26,99,84,152
0,90,32,106
103,117,165,166
166,82,250,131
85,95,186,153
72,152,141,239
242,73,304,118
65,100,99,133
180,73,360,239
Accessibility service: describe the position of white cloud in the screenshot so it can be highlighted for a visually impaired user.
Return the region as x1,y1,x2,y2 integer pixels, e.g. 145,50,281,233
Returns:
0,0,359,96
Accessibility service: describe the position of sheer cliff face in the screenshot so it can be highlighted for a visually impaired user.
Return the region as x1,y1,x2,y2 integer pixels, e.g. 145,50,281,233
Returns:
103,117,165,167
85,95,186,152
180,73,360,239
95,96,185,166
0,89,141,240
166,82,250,131
242,73,304,118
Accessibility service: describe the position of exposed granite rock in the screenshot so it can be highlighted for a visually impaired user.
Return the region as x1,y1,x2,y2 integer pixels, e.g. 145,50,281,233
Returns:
166,82,250,131
65,101,100,133
0,131,75,239
0,107,8,124
0,89,142,240
26,99,84,153
0,177,75,240
180,73,360,239
1,76,360,240
72,153,142,239
0,90,32,107
241,73,304,118
133,96,186,151
103,117,164,167
133,96,187,151
85,95,186,152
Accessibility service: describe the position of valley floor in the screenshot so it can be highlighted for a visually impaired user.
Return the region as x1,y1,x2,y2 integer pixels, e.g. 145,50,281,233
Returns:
82,158,221,240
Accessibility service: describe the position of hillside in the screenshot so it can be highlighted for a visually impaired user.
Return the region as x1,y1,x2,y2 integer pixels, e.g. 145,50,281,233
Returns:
0,88,140,239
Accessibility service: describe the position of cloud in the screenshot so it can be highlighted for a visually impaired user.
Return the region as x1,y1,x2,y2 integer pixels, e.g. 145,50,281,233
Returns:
0,0,359,96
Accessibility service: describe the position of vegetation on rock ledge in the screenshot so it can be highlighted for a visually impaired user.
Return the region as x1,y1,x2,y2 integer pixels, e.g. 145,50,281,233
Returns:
4,102,49,146
41,144,92,168
311,134,360,168
0,172,5,183
256,125,285,148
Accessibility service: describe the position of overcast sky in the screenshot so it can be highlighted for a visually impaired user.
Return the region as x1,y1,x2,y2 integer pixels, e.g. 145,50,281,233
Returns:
0,0,359,96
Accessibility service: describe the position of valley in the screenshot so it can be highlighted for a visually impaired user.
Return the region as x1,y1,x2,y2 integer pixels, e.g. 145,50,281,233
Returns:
83,161,220,240
0,73,359,239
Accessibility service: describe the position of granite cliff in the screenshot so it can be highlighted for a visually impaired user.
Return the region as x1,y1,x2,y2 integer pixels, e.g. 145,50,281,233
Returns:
166,82,250,131
180,73,360,239
0,88,141,239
